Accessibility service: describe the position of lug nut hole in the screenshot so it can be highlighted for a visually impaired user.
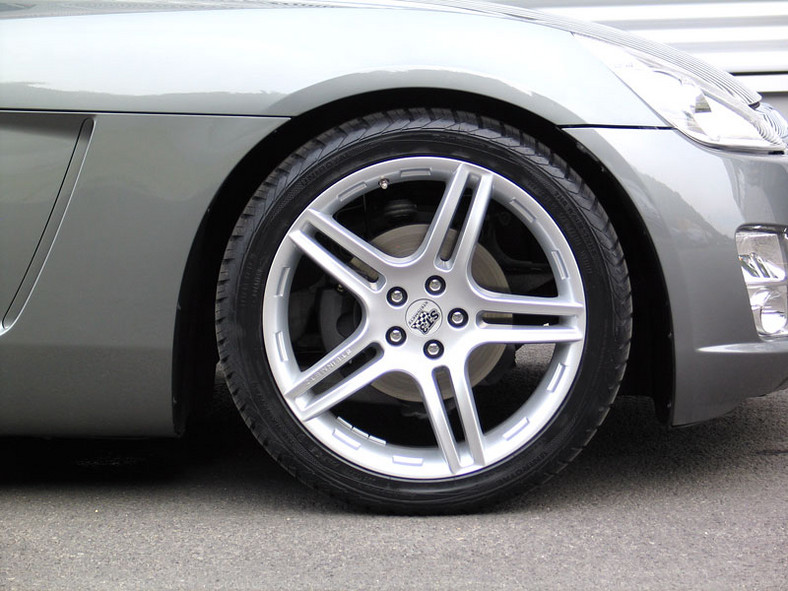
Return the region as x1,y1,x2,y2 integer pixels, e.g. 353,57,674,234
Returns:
425,276,445,295
387,288,407,306
449,309,468,327
386,327,406,346
424,340,444,359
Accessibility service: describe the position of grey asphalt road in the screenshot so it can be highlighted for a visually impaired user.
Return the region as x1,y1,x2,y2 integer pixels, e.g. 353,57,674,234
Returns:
1,379,786,591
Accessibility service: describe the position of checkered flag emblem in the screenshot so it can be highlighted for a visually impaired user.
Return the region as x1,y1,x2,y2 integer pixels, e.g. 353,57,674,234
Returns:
410,310,437,334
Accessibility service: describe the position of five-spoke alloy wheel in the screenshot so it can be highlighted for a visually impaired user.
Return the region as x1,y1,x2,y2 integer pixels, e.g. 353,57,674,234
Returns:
217,110,632,512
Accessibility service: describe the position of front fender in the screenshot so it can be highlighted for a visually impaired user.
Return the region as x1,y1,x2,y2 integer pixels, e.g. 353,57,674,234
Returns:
0,6,662,127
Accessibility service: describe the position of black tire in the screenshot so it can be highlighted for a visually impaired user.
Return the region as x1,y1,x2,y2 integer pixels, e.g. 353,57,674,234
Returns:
216,109,632,513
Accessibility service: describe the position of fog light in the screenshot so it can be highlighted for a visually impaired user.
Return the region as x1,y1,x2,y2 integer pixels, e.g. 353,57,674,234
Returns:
736,228,788,337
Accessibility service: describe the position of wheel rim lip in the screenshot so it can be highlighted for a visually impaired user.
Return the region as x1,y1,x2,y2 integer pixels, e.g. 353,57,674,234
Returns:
262,156,586,480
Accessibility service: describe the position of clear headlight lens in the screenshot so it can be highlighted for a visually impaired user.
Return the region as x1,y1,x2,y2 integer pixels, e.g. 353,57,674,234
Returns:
577,36,786,153
736,228,788,337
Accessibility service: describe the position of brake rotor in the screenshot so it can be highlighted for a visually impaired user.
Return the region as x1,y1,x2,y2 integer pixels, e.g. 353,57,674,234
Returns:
360,224,510,402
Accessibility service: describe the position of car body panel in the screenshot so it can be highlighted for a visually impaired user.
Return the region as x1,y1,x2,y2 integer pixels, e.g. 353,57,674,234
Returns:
0,6,665,126
0,112,286,435
0,113,85,317
567,126,788,423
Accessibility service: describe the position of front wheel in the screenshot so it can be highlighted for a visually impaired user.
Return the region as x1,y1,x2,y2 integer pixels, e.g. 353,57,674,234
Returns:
216,109,632,512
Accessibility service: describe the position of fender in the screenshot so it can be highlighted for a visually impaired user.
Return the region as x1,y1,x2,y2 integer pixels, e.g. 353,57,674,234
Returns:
0,4,663,127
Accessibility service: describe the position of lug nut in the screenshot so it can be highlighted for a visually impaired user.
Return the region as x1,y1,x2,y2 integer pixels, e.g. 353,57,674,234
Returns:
426,276,445,295
387,287,407,306
387,327,406,346
449,309,468,327
424,340,444,359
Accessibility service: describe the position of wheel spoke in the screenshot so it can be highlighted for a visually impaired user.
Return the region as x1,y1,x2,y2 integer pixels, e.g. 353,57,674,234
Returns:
449,365,486,467
282,327,372,400
298,356,391,421
472,324,583,346
288,229,377,300
302,209,396,278
420,163,472,263
419,370,462,473
477,291,584,318
449,171,494,271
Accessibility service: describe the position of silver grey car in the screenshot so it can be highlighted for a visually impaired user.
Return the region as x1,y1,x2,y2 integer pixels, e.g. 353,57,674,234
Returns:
2,0,788,513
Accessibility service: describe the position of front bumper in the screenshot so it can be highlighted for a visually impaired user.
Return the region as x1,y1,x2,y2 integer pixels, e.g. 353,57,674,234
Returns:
567,126,788,426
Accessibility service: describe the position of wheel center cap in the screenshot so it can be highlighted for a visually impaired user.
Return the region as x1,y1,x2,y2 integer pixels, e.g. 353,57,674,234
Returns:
405,299,442,336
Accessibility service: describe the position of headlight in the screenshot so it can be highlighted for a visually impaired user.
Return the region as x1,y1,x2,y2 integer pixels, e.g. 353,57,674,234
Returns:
577,35,786,153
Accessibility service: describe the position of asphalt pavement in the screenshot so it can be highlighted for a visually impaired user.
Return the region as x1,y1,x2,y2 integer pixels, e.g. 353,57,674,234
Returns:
1,379,786,590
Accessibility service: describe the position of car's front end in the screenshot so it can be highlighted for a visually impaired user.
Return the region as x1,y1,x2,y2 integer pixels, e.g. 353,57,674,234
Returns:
2,0,788,510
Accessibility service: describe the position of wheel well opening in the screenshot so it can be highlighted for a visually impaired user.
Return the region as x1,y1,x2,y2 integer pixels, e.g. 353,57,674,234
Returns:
548,129,674,422
172,88,674,432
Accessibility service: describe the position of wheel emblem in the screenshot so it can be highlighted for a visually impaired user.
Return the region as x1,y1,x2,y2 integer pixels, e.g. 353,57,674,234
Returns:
406,299,442,336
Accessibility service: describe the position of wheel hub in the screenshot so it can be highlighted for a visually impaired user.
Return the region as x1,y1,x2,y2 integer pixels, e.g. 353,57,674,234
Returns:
358,224,509,401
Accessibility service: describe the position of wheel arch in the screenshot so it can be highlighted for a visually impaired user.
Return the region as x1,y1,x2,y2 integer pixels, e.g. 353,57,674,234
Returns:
172,88,674,433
